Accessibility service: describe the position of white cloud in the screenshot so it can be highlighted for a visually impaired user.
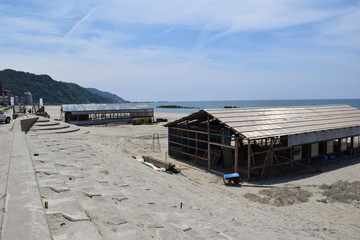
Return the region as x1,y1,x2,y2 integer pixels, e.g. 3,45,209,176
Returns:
2,43,359,102
314,7,360,48
92,1,343,31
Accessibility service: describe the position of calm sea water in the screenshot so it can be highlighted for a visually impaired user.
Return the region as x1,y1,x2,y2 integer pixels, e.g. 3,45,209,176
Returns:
151,99,360,113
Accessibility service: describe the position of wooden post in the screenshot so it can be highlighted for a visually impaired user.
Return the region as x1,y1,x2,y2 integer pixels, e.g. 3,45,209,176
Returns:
207,114,211,170
168,128,171,156
290,147,293,171
270,139,274,175
180,129,184,156
195,132,198,163
234,137,239,173
247,139,251,180
308,143,311,166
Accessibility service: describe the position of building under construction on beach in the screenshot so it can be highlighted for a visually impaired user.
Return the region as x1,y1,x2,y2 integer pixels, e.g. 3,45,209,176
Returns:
165,105,360,180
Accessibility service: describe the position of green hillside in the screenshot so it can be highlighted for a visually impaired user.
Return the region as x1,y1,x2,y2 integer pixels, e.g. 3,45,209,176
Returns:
0,69,125,104
87,88,126,103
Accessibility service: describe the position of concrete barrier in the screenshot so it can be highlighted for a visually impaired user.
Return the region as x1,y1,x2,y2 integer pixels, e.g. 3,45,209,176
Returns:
20,117,39,133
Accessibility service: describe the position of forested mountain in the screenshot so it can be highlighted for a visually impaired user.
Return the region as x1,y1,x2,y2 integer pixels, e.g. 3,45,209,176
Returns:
87,88,126,103
0,69,126,104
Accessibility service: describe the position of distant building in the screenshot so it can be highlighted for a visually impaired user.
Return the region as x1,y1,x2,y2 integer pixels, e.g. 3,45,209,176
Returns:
61,103,154,125
14,96,19,105
19,95,25,105
0,87,19,106
24,91,33,105
0,84,4,106
0,96,5,106
2,90,11,106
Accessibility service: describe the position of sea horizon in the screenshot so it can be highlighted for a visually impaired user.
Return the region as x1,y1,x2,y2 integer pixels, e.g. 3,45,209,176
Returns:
151,98,360,113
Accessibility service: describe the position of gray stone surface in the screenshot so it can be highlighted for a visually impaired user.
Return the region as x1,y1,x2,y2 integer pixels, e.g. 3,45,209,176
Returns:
1,132,52,240
0,132,13,232
30,135,102,240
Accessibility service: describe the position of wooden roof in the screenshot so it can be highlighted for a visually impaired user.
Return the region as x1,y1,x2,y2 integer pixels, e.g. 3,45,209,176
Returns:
167,105,360,140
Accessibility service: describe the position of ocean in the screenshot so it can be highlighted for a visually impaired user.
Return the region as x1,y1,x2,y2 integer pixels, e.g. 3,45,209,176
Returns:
151,99,360,113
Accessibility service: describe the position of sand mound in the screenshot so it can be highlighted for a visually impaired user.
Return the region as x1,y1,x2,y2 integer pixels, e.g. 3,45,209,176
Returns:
244,187,312,207
319,180,360,203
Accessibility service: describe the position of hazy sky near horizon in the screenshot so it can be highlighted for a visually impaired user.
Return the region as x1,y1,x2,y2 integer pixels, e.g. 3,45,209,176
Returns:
1,0,359,101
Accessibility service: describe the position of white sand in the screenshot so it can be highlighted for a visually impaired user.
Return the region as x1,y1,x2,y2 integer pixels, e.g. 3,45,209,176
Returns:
37,105,360,239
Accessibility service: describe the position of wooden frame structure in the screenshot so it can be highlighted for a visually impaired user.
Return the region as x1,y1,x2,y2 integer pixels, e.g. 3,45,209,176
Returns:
61,103,154,125
165,105,360,180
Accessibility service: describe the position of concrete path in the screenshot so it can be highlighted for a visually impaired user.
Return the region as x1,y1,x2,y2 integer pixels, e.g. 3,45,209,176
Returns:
1,131,52,240
0,132,13,233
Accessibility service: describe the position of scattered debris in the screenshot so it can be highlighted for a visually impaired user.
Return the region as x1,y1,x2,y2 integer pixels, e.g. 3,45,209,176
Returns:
223,173,242,186
96,180,109,184
141,156,179,173
34,105,50,118
131,118,153,125
156,118,168,122
100,170,109,175
148,224,164,229
219,232,235,240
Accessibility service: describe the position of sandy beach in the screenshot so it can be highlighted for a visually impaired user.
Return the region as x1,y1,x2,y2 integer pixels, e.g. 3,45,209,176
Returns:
44,105,360,239
1,105,359,239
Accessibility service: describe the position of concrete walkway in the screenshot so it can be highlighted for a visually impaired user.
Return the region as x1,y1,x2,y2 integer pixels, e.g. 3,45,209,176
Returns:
0,132,13,233
0,124,52,239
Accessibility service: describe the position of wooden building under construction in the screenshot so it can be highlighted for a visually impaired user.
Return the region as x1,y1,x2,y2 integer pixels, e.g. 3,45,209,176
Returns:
165,105,360,180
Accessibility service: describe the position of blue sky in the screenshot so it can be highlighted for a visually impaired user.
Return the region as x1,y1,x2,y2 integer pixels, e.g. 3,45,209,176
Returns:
1,0,359,101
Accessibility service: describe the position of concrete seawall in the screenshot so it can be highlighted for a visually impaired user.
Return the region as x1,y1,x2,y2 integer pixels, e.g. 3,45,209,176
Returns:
0,131,52,240
20,117,39,133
